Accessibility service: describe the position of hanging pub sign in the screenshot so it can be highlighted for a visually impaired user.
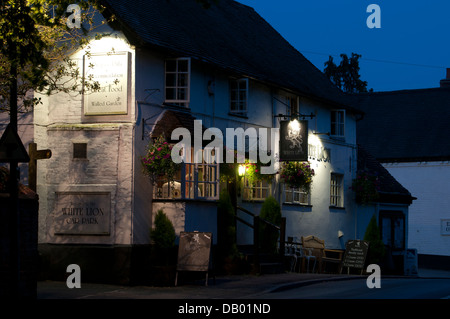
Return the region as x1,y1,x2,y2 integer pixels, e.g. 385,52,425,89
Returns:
279,119,308,161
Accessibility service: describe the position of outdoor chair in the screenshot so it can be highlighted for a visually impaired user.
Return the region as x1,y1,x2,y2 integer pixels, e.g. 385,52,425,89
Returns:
301,235,343,273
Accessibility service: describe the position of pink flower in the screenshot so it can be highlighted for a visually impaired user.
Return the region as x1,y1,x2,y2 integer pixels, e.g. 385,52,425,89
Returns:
157,147,162,151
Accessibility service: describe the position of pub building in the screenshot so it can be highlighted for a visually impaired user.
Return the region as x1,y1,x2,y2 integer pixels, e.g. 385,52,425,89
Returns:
32,0,414,283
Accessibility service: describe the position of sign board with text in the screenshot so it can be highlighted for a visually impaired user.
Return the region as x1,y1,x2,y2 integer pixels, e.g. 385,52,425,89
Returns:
83,52,130,116
341,240,369,270
279,120,308,161
53,192,111,236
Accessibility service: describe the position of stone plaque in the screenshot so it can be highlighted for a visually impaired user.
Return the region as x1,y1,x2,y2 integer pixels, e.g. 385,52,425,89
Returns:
53,192,111,235
83,52,129,115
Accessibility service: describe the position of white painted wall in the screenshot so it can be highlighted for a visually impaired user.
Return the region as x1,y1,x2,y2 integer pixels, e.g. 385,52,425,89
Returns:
35,34,136,245
383,161,450,256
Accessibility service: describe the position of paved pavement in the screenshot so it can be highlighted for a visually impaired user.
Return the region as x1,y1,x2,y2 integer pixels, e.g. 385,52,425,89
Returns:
36,268,450,299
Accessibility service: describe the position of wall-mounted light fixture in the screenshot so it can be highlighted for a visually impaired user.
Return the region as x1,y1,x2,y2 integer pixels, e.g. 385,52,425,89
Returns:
238,164,246,176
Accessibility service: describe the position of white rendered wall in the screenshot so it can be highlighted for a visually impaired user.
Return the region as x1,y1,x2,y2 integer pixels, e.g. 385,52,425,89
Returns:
383,161,450,256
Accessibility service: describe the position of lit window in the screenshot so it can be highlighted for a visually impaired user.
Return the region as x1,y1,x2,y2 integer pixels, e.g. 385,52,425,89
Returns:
284,185,310,205
243,178,271,201
330,173,344,208
229,78,248,115
165,58,190,107
331,110,345,137
153,147,219,200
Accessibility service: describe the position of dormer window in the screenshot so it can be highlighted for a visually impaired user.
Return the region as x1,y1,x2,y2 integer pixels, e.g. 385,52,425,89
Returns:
165,58,190,107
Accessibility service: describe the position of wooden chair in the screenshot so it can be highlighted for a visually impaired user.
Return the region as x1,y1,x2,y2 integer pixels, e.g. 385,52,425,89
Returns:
301,235,344,273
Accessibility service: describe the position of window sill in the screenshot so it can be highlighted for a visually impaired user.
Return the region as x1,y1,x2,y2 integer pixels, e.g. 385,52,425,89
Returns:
228,112,248,119
242,199,265,203
163,102,190,109
283,203,313,208
153,198,218,203
329,206,346,210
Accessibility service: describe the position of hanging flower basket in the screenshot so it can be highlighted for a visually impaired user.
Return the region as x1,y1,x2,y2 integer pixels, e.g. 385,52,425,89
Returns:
280,161,315,192
141,135,181,184
351,171,380,204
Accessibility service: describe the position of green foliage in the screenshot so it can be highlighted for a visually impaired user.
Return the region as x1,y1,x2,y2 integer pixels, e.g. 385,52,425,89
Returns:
141,135,181,184
363,214,386,265
259,196,281,254
217,189,238,259
151,209,176,250
351,171,381,205
280,161,315,191
324,53,371,93
0,0,109,112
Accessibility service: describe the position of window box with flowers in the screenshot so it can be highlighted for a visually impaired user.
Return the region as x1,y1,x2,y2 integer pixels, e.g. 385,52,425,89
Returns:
351,171,380,205
280,161,315,195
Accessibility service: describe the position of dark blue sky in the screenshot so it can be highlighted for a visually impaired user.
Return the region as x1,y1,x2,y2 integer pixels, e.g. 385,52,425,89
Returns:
237,0,450,92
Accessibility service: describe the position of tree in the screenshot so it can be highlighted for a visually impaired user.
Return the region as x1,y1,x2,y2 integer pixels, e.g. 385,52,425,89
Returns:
363,214,385,265
324,53,371,93
0,0,108,113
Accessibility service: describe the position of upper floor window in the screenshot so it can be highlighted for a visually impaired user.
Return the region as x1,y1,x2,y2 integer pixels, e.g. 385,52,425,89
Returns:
286,96,299,118
331,110,345,137
229,78,248,115
330,173,344,208
165,58,190,107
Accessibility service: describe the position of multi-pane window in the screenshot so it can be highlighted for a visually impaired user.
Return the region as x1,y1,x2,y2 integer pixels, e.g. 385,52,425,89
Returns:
330,173,344,208
284,185,310,205
165,58,190,107
243,178,271,201
229,78,248,115
331,110,345,137
153,147,219,200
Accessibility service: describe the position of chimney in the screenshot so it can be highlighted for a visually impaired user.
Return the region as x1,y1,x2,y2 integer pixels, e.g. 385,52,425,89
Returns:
440,68,450,88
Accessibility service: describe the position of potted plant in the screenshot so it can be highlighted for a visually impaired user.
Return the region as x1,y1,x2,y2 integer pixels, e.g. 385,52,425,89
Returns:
280,161,315,192
150,209,177,286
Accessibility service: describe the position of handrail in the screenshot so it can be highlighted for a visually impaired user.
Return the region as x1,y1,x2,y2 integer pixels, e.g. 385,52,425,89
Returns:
236,205,280,230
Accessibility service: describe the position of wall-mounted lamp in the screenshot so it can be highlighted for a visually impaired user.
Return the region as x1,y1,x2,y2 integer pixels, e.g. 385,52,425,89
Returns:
238,164,246,176
338,230,344,238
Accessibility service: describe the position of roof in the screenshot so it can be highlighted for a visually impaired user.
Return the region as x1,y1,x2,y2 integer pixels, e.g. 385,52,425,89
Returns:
349,87,450,162
100,0,358,112
357,145,415,204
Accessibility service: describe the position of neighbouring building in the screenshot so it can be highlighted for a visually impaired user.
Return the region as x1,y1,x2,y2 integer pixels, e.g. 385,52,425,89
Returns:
30,0,414,282
351,70,450,271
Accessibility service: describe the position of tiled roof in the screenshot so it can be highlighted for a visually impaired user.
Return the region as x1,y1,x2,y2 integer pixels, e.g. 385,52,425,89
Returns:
101,0,357,111
357,145,415,204
349,88,450,162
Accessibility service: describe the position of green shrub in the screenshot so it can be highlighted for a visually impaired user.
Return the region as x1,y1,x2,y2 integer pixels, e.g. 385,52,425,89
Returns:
217,189,238,259
363,214,386,265
259,196,281,254
151,209,176,250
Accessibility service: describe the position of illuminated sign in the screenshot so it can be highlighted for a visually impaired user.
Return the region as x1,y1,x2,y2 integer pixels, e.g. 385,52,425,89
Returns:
279,120,308,161
83,52,130,116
